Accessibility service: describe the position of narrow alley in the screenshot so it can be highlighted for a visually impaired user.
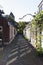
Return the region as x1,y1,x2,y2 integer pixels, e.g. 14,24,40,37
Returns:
0,34,43,65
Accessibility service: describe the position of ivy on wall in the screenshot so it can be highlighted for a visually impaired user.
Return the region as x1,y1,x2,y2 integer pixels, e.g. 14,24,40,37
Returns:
31,11,43,52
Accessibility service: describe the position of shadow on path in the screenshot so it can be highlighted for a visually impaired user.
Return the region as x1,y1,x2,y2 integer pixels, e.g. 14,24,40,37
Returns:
0,34,43,65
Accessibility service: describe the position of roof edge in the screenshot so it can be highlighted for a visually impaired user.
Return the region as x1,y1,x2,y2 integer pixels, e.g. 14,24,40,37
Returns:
38,0,43,7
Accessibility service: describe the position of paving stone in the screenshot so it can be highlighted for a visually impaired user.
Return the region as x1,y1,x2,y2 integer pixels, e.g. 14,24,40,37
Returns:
0,35,43,65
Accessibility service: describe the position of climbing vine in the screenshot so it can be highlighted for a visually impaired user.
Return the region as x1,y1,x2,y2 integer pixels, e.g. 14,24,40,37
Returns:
32,11,43,52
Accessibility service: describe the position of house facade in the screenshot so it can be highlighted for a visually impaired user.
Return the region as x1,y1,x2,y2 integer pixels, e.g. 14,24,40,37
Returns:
23,0,43,49
38,0,43,48
23,22,37,48
0,14,17,45
31,0,43,48
23,22,31,41
38,0,43,12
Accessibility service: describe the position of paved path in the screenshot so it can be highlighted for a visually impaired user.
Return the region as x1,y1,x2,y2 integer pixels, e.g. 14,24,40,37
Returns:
0,35,43,65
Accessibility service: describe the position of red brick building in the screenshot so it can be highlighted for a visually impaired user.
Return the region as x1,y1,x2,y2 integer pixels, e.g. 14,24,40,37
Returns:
0,14,16,45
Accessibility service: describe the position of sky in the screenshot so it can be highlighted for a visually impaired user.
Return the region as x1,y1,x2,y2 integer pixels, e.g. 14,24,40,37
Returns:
0,0,41,22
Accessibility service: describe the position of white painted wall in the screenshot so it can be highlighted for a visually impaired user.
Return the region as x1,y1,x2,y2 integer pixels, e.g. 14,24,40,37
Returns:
25,28,30,40
9,25,14,40
14,28,17,36
23,26,31,41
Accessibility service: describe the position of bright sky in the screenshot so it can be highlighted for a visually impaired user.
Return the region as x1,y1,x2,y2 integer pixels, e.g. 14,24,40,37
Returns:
0,0,41,22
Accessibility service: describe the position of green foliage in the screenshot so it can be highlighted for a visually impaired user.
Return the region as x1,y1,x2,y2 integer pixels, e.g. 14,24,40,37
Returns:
36,46,43,56
23,35,28,40
6,12,18,29
32,11,43,28
8,15,14,22
32,11,43,54
18,21,28,33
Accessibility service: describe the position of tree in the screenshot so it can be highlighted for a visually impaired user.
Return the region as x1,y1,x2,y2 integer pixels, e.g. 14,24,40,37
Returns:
18,21,28,34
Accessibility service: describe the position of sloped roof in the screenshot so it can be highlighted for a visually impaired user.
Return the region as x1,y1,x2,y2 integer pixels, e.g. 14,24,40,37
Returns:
5,15,18,28
38,0,43,7
0,14,18,28
8,20,18,28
